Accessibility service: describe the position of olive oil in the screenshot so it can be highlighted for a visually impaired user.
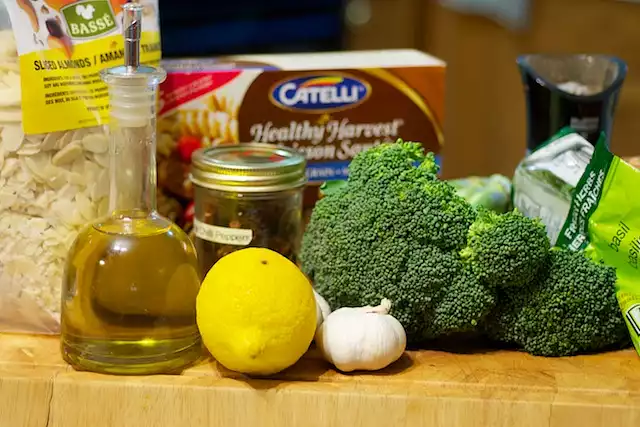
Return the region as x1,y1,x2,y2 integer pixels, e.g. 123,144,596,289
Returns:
60,3,202,375
61,214,202,374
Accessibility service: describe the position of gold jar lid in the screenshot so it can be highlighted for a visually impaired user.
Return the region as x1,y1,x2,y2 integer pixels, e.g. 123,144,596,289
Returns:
190,143,307,192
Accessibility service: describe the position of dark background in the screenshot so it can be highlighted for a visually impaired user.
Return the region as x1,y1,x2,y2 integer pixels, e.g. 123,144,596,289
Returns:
158,0,345,57
157,0,640,178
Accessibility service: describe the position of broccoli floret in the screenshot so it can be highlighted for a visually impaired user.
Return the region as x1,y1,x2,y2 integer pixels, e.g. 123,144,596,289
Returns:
484,249,629,356
347,140,438,185
429,265,496,339
401,245,495,340
460,209,550,288
301,140,487,344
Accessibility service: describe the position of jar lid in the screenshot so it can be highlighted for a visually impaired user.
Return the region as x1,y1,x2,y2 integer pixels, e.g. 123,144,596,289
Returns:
190,143,307,192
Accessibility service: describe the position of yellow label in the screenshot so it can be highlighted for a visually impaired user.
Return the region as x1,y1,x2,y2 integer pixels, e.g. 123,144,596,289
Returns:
19,31,161,134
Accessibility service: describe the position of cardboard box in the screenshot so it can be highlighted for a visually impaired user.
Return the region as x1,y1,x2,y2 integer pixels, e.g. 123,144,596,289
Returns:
156,50,446,229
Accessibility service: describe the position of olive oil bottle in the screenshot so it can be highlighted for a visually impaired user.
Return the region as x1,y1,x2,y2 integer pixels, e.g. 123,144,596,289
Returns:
61,3,201,374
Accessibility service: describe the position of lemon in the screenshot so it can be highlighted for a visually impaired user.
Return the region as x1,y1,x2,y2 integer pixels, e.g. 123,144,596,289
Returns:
196,248,317,375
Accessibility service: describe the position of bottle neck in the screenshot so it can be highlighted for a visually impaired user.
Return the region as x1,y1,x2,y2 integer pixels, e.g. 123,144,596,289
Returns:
107,85,158,216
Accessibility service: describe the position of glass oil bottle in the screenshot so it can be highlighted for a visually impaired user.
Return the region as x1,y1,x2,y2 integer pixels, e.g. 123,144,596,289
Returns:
61,3,202,375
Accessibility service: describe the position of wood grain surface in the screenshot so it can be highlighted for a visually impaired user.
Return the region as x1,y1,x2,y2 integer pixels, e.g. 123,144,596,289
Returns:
0,334,639,427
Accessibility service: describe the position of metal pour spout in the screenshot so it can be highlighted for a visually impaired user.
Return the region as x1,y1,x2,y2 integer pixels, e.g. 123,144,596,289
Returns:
123,2,143,71
100,1,165,128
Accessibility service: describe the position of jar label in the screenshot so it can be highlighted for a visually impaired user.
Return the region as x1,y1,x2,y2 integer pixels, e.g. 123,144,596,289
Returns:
194,219,253,246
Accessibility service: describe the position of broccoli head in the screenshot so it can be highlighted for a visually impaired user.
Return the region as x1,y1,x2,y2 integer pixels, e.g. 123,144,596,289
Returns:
301,141,489,344
484,249,629,356
460,209,550,288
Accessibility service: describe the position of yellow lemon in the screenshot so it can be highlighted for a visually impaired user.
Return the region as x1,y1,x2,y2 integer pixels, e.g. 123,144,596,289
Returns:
196,248,316,375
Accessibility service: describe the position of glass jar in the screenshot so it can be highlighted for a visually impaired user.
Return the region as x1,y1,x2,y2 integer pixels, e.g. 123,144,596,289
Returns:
190,143,307,277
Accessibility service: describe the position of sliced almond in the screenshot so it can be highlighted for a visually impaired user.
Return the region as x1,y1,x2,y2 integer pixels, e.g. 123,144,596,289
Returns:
56,130,76,148
1,157,19,178
25,134,45,145
1,124,24,152
83,160,101,182
41,131,64,151
75,192,95,221
97,197,109,217
90,152,109,168
3,71,20,88
33,192,53,212
0,108,23,122
0,62,20,73
70,157,85,175
36,135,56,151
52,142,83,166
82,133,108,154
5,255,37,275
90,169,109,200
72,127,88,141
0,190,17,210
23,154,51,184
24,151,52,169
50,197,76,225
0,87,21,107
16,145,41,156
43,165,68,190
65,170,85,186
57,184,78,200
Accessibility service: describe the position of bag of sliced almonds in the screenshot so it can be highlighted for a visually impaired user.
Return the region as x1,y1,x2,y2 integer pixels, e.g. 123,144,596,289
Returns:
0,0,161,333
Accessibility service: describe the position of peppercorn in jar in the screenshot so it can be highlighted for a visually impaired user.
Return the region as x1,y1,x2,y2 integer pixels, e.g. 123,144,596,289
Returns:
190,143,306,277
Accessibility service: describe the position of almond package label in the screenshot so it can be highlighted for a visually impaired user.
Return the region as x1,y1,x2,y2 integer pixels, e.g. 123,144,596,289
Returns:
5,0,161,134
157,50,446,230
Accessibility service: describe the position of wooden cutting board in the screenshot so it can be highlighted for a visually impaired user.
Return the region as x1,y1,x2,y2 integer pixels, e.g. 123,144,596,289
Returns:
1,333,639,427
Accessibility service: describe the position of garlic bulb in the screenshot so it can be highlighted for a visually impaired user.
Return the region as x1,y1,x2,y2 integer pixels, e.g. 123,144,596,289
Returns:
316,298,406,372
313,289,332,329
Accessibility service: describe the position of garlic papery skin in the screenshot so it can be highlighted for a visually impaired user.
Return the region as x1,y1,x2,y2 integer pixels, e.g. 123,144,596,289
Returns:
314,289,332,329
316,298,406,372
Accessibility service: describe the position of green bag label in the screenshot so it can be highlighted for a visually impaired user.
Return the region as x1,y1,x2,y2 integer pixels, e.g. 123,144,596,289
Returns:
556,133,613,251
61,0,117,40
557,134,640,355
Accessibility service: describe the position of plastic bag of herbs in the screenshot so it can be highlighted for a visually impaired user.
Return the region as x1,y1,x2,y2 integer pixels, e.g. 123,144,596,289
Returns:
512,127,594,244
554,133,640,357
